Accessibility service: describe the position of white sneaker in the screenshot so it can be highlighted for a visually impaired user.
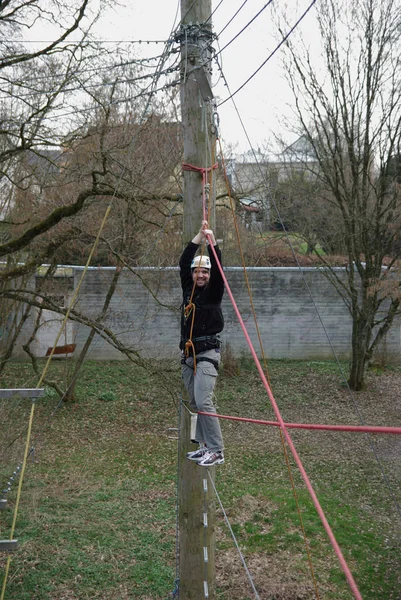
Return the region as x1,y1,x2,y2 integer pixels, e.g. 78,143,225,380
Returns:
186,446,207,461
197,451,224,467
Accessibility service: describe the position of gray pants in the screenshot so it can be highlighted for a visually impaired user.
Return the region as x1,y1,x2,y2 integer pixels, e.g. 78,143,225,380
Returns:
181,348,224,453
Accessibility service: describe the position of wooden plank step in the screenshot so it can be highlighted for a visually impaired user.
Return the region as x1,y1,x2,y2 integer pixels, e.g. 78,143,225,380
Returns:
0,388,45,399
46,343,76,356
0,540,18,552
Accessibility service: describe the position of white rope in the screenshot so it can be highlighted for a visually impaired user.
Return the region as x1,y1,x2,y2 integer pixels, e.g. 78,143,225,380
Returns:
207,471,260,600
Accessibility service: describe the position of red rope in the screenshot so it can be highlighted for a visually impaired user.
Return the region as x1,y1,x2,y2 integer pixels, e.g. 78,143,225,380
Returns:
182,162,218,173
182,162,218,221
205,232,363,600
198,411,401,435
181,162,219,363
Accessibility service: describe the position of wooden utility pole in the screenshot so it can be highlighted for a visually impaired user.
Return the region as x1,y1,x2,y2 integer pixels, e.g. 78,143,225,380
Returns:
181,0,215,236
179,0,217,598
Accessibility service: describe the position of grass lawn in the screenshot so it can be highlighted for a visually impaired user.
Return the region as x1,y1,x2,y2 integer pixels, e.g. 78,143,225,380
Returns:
0,358,400,599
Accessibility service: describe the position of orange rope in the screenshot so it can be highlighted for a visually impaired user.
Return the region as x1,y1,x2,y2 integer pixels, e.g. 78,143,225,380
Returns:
183,302,197,373
218,138,271,383
208,140,217,220
181,158,218,375
217,137,321,600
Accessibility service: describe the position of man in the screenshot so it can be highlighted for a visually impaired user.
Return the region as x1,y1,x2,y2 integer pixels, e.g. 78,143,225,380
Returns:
179,221,225,467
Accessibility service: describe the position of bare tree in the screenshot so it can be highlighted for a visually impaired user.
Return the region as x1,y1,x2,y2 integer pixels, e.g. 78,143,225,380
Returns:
0,1,184,386
0,0,112,266
280,0,401,390
0,0,100,366
274,164,345,255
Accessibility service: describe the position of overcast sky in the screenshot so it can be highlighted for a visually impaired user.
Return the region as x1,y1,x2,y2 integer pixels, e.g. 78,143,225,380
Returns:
25,1,318,153
96,0,317,154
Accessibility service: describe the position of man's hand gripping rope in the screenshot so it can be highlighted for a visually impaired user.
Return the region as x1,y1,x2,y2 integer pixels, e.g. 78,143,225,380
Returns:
183,221,216,372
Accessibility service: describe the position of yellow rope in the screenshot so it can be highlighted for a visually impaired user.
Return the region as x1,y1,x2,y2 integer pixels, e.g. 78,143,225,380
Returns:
1,399,35,600
278,429,321,599
1,203,113,600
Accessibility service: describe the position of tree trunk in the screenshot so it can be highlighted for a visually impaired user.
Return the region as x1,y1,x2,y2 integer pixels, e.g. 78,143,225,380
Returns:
348,346,366,391
348,316,372,391
0,302,31,375
63,265,122,401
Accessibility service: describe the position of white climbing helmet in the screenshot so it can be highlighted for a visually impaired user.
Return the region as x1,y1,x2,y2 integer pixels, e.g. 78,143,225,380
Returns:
191,255,211,270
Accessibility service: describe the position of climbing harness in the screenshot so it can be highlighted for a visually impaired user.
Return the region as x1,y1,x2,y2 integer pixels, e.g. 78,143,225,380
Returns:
181,157,219,374
181,356,219,372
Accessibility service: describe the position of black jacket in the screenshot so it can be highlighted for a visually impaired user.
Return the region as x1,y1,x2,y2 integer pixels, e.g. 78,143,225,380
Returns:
179,241,224,353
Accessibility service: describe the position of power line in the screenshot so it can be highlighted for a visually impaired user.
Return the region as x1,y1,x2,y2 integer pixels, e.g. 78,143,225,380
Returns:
171,1,272,98
215,0,249,38
0,0,269,111
0,23,181,103
203,0,226,25
218,0,318,106
0,52,170,87
0,61,180,103
36,77,181,124
216,0,273,56
0,39,169,44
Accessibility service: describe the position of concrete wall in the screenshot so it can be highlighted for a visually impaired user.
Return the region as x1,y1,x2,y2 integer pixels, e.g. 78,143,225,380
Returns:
37,265,398,362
